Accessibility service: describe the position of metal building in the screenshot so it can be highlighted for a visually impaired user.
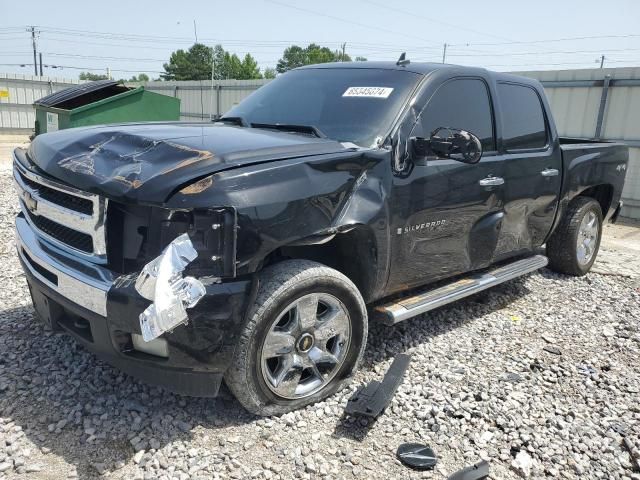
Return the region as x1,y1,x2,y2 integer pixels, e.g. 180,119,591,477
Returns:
0,73,81,134
516,67,640,220
141,79,269,121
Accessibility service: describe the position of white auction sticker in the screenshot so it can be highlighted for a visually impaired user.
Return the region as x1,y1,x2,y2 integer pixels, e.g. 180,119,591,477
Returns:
343,86,394,98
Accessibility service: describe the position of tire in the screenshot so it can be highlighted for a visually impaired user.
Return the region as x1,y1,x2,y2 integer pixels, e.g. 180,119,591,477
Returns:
546,197,603,276
225,260,368,416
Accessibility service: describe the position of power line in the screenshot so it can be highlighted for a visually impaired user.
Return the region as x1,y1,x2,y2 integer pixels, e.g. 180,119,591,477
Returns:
451,33,640,47
355,1,589,62
5,26,448,53
16,24,640,50
263,0,441,46
45,52,166,62
446,47,640,58
0,63,165,74
33,35,442,56
30,26,195,43
15,46,624,60
483,59,638,68
359,0,512,42
3,24,640,76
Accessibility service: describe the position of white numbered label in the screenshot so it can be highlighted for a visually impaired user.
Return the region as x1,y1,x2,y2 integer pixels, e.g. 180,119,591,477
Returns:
342,87,394,98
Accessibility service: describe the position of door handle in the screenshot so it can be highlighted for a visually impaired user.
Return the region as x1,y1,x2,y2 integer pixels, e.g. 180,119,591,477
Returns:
478,176,505,186
541,168,559,177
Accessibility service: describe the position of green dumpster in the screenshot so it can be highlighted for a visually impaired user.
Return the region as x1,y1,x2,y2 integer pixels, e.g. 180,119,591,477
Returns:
33,80,180,136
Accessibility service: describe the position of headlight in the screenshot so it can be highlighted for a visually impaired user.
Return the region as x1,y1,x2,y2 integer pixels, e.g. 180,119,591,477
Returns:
135,233,206,342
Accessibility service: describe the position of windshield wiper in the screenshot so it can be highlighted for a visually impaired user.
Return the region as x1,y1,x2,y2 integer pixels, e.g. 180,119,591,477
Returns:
250,123,327,139
215,118,327,139
214,116,251,127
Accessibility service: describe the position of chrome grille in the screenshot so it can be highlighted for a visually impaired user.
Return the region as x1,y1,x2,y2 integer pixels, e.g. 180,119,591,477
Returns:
19,172,94,215
13,152,108,263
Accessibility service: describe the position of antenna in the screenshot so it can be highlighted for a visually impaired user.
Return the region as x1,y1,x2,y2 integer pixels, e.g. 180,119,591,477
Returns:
396,52,410,66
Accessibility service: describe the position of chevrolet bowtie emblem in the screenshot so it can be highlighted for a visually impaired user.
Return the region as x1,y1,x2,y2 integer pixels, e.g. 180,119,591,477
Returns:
23,191,37,213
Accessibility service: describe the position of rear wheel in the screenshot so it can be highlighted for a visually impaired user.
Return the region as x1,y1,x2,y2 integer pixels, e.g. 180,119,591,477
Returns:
225,260,367,416
546,197,603,276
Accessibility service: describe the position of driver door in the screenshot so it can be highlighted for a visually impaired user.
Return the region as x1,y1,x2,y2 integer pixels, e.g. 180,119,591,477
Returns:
387,77,506,293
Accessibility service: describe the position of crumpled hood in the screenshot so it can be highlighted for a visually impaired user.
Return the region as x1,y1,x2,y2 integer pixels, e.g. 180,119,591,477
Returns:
27,122,348,204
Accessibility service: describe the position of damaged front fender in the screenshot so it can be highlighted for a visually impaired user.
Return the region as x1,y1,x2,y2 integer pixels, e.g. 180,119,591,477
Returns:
135,233,207,342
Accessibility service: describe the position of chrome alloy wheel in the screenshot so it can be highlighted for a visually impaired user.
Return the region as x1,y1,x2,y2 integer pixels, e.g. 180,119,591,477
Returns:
259,293,351,400
577,210,599,265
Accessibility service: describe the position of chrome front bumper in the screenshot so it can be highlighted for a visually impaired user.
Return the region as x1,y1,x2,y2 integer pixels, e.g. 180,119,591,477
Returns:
15,215,115,317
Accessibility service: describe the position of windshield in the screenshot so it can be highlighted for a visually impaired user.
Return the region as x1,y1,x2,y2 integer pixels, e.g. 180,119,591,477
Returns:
224,68,421,147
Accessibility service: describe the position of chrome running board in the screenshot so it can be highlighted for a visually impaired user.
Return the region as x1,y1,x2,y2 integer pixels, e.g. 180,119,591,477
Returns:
376,255,548,325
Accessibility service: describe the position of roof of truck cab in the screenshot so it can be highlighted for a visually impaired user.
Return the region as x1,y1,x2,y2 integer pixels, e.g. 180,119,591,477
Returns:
296,61,485,75
296,61,542,86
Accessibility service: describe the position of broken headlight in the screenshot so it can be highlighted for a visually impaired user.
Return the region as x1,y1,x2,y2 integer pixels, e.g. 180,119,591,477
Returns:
108,204,237,278
135,233,206,342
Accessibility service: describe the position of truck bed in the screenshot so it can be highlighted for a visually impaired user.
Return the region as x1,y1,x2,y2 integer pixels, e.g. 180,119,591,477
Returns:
558,136,617,145
558,137,628,220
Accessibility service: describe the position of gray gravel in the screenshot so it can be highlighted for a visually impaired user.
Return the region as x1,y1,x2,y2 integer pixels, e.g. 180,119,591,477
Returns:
0,169,639,479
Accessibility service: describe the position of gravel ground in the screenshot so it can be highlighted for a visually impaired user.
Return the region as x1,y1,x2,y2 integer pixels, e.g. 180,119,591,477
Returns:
0,170,639,480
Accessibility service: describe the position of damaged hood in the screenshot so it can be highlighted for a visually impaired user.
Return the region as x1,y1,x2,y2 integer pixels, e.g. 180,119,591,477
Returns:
27,122,349,204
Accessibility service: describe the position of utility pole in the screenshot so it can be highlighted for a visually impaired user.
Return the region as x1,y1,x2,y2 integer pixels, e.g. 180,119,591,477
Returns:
341,43,346,62
442,43,448,64
39,52,43,76
106,67,111,80
30,26,38,76
599,55,605,68
209,49,215,121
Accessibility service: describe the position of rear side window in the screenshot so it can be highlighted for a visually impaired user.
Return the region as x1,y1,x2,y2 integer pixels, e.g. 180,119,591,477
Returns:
498,83,547,150
418,78,495,151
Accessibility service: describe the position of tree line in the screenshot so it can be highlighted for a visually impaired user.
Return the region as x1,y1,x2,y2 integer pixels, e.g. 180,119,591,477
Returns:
78,43,367,81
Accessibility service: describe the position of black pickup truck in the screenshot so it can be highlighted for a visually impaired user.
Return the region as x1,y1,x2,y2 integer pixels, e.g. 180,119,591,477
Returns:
14,61,628,415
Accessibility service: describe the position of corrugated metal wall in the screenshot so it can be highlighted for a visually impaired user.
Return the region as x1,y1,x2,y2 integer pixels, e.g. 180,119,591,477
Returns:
0,75,268,133
0,73,81,134
136,79,270,121
515,67,640,219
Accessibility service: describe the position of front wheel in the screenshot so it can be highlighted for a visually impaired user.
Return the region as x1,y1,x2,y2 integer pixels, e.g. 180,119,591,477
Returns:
225,260,367,416
546,197,603,276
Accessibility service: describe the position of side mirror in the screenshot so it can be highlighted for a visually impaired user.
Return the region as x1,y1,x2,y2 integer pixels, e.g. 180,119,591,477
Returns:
411,127,483,164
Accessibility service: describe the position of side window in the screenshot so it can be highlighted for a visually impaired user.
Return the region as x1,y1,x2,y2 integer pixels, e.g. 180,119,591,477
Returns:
498,83,547,150
419,78,495,151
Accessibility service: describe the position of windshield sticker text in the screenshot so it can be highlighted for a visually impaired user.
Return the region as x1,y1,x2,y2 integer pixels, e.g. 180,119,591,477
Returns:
343,87,394,98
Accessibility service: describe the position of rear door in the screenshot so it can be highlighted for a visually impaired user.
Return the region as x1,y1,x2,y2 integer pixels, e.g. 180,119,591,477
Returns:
387,77,506,292
495,83,562,258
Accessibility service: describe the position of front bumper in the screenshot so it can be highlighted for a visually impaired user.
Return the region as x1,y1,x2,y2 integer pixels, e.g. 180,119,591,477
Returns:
15,214,253,397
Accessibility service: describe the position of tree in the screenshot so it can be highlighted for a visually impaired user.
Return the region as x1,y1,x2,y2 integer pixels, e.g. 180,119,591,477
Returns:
162,43,213,81
263,67,277,79
240,53,261,80
130,73,150,82
354,56,368,62
163,44,263,80
276,43,353,73
212,46,262,80
125,73,150,82
79,71,109,81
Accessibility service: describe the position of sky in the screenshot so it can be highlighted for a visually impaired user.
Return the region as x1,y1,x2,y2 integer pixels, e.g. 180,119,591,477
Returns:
2,0,640,79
